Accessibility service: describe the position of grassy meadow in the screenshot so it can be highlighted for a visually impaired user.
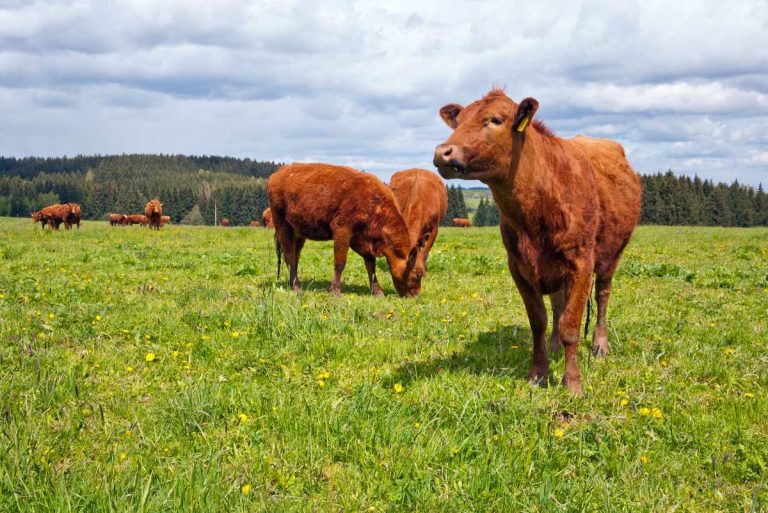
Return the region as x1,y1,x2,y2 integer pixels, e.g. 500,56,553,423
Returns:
0,218,766,512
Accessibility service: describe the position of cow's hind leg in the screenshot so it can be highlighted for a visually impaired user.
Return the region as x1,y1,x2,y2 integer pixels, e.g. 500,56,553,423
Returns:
363,256,384,296
276,226,302,292
509,266,549,385
548,288,565,355
592,274,614,358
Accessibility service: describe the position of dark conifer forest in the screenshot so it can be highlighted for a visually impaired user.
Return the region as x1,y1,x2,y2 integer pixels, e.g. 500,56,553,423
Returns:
1,156,765,227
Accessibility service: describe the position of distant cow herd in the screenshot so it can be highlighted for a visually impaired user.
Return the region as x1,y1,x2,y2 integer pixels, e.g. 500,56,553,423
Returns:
27,89,643,394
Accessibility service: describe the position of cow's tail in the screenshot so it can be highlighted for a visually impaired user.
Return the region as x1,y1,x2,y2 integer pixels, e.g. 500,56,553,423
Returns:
275,233,282,282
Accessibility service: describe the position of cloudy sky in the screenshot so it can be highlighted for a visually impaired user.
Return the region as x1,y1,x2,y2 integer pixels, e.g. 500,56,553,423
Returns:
1,0,767,185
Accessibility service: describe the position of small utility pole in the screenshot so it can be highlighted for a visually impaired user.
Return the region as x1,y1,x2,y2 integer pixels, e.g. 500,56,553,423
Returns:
214,202,218,226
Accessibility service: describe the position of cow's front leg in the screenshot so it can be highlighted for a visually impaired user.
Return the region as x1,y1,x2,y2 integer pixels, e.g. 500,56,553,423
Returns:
363,256,384,296
558,264,594,395
508,265,549,385
331,230,352,295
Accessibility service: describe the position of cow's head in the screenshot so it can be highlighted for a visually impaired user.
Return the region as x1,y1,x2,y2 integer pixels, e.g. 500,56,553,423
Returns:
434,90,539,182
389,246,425,297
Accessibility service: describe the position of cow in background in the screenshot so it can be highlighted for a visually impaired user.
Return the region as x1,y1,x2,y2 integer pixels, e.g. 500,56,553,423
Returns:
125,214,145,226
221,218,229,227
262,208,273,228
434,89,642,394
32,210,52,229
161,215,171,226
268,163,425,297
389,168,447,270
452,217,471,227
35,203,73,230
67,203,81,229
109,213,127,226
249,220,261,227
144,199,163,230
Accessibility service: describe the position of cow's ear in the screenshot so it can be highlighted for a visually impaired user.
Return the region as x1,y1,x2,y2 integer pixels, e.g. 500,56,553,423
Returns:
439,103,463,129
513,97,539,133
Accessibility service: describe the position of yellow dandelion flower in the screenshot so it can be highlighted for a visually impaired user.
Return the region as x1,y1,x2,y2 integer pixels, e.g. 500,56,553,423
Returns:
650,407,663,419
172,351,179,359
145,352,156,362
259,358,266,364
119,452,127,461
554,427,565,438
126,366,134,373
0,293,4,299
451,447,459,456
144,335,151,340
224,321,231,327
393,383,404,394
638,407,651,416
492,434,501,442
660,359,668,368
724,347,736,356
745,392,754,398
238,413,248,423
317,379,326,388
414,422,421,429
200,335,209,341
48,313,55,319
317,370,330,380
241,483,252,495
95,315,102,321
620,398,629,406
640,455,648,464
369,507,377,512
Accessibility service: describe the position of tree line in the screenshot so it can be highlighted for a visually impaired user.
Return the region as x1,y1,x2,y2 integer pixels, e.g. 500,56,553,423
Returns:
0,156,765,227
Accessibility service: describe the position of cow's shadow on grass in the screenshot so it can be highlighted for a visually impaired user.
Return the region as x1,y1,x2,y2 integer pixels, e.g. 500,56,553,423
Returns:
386,324,537,388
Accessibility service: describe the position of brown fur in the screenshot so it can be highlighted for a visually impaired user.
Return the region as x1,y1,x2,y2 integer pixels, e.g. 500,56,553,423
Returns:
434,90,642,394
262,208,273,228
161,215,171,226
109,213,127,226
36,204,73,230
125,214,146,226
221,218,229,227
452,217,471,227
66,203,81,229
144,199,163,230
389,168,447,270
267,163,425,297
249,220,261,227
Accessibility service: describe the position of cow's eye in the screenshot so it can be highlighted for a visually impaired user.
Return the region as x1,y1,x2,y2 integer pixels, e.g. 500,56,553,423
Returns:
487,116,502,126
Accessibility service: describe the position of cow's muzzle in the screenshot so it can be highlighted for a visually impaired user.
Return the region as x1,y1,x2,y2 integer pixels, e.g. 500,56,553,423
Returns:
433,144,467,179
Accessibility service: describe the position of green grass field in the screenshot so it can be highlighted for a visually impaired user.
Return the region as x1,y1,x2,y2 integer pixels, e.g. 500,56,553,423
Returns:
1,218,766,512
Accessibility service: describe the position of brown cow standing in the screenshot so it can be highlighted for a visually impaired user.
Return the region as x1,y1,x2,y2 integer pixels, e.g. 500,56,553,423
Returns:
452,217,471,227
32,210,51,229
262,207,273,228
144,200,163,230
161,215,171,226
389,168,447,269
36,204,73,230
221,218,229,227
66,203,81,229
125,214,145,226
267,163,425,297
434,90,641,394
109,213,126,226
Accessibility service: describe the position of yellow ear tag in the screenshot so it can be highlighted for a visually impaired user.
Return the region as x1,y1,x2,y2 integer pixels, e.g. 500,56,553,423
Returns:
517,115,530,132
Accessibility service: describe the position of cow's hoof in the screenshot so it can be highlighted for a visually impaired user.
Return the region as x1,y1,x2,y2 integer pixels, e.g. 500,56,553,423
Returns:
330,287,342,297
562,376,583,396
527,368,549,387
591,338,609,358
371,288,384,297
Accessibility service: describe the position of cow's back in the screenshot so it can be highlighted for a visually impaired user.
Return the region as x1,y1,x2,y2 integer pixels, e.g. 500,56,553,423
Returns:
268,163,395,241
571,136,642,274
390,169,447,245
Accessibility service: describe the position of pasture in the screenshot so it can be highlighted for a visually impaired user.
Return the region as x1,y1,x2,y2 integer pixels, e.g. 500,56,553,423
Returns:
0,218,766,512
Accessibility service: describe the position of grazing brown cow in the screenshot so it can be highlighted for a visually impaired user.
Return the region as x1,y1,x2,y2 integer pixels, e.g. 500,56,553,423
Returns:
36,203,73,230
221,218,229,227
161,215,171,226
108,213,127,226
32,210,51,229
267,163,425,297
144,200,163,230
389,168,447,269
249,220,261,228
125,214,145,226
452,217,471,227
434,89,642,394
262,207,273,228
66,203,81,229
